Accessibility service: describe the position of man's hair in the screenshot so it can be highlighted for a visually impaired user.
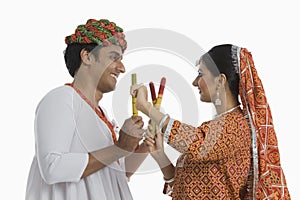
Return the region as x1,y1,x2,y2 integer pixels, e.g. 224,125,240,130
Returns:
64,43,98,77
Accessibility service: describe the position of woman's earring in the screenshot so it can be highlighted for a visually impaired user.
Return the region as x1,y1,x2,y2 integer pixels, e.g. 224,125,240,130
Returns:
215,91,222,105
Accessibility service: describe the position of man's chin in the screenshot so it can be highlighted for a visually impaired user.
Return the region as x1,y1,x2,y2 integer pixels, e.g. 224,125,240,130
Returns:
103,86,116,93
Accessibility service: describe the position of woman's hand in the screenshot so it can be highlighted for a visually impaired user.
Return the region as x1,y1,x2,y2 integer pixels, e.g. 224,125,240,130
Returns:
143,124,165,159
130,84,152,116
144,123,175,181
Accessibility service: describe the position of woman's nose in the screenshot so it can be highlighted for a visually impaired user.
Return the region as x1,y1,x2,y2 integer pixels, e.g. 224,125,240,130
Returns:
192,76,199,87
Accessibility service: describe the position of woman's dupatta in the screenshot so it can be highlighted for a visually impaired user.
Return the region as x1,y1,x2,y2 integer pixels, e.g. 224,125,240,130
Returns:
238,47,290,199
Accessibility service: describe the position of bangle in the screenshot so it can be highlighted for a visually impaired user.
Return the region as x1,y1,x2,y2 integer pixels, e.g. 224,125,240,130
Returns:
159,114,170,133
163,176,175,183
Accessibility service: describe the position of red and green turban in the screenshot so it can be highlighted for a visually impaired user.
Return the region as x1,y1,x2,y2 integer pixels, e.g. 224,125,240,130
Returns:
65,19,127,52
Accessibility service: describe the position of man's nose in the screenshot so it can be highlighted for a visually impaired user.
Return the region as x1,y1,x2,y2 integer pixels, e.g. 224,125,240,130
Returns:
116,62,125,73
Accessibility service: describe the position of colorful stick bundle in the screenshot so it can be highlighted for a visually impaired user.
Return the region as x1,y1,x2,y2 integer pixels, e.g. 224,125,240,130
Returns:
131,74,166,136
149,77,166,135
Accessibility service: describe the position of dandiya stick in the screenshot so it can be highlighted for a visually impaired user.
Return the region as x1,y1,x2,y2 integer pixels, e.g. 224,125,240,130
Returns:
149,82,157,104
150,77,166,135
132,73,141,151
131,73,138,117
155,77,166,110
149,82,157,135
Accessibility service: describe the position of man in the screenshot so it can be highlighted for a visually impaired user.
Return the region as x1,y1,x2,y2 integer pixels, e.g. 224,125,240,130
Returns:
26,19,148,200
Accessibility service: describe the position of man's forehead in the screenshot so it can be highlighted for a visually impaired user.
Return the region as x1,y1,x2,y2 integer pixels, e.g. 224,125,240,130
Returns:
97,44,122,55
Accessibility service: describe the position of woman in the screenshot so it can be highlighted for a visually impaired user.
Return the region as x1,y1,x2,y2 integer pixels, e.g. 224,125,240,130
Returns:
132,44,290,199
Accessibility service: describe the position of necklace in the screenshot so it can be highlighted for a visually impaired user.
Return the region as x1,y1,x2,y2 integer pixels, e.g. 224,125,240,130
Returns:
214,105,240,118
65,83,117,142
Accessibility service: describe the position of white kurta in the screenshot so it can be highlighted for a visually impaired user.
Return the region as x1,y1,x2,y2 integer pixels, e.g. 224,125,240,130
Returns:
26,85,133,200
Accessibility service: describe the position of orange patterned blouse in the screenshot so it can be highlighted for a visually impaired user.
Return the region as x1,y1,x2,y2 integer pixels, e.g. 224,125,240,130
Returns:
165,107,252,199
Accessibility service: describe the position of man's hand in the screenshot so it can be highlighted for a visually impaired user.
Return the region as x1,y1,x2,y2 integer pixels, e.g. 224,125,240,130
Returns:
115,116,145,153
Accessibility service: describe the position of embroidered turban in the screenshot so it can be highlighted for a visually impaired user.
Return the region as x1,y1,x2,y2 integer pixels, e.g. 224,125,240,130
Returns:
65,19,127,52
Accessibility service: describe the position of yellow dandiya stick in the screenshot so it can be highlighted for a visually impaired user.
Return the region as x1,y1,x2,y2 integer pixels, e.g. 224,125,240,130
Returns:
131,73,138,117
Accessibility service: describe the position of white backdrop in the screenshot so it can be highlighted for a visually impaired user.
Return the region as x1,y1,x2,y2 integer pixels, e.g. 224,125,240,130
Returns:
1,0,299,199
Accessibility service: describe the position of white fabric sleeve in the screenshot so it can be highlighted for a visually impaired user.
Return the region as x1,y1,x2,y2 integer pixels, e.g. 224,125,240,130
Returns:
35,91,89,185
163,118,175,143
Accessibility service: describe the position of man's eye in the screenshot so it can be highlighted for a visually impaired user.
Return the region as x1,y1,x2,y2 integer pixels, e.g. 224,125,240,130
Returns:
110,55,118,60
111,55,122,61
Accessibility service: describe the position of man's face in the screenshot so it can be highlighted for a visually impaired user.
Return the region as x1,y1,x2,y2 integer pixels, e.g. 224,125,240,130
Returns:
90,45,125,93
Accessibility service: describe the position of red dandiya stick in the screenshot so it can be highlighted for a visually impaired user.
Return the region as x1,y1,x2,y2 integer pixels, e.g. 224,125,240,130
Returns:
149,81,157,135
159,77,166,95
155,77,166,109
149,82,157,104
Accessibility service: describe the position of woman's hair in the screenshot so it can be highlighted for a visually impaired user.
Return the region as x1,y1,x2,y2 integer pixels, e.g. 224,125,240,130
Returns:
200,44,239,99
64,43,98,77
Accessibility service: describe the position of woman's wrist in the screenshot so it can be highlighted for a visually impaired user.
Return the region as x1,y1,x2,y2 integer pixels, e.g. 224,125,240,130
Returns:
151,150,170,166
151,149,165,158
137,142,150,154
141,102,152,116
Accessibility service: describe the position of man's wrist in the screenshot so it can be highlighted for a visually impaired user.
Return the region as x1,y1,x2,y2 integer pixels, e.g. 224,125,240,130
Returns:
113,143,134,157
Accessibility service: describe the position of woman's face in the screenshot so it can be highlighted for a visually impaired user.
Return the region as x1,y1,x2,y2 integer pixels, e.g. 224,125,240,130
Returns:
192,61,218,103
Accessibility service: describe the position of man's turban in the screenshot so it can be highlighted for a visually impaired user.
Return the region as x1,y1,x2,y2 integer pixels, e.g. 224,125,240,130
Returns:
65,19,127,52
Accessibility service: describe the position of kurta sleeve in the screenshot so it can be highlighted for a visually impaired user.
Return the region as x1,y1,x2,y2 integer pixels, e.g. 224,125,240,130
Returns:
165,115,248,162
35,90,89,185
164,118,205,153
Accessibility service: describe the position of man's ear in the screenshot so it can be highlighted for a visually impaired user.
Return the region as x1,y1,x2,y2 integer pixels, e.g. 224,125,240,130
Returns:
80,49,92,65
